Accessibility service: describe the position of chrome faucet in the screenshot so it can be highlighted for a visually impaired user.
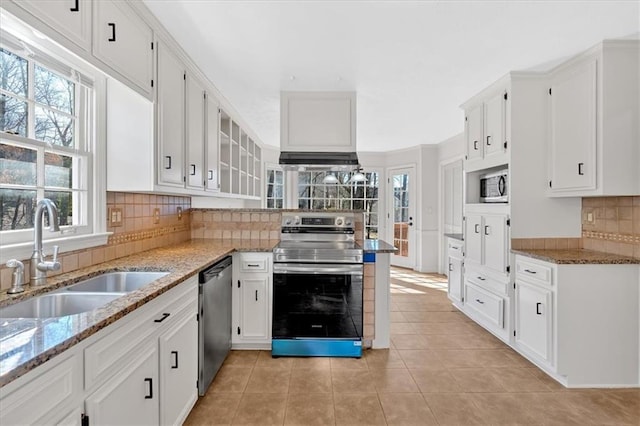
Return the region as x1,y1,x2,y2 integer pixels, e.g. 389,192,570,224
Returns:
30,198,61,286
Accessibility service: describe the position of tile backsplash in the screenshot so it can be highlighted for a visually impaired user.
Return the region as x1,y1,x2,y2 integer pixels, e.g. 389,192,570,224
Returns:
0,192,191,291
582,196,640,259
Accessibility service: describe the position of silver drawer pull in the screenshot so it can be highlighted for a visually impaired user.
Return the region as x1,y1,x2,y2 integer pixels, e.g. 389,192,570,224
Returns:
247,263,261,267
475,299,485,304
524,269,537,274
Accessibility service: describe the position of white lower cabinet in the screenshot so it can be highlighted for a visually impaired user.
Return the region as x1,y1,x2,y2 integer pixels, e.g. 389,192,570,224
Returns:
513,255,640,387
85,342,159,425
159,308,199,426
514,279,552,364
232,252,273,349
0,276,198,425
447,238,463,306
0,351,83,425
462,266,510,342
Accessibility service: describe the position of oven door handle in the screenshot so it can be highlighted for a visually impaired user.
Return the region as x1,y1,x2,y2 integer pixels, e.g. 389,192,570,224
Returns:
273,263,363,275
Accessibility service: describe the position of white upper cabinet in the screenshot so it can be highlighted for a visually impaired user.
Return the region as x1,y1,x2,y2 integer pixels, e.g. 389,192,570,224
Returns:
12,0,91,51
205,94,220,192
157,44,185,187
93,0,153,98
464,90,508,172
548,40,640,196
280,91,356,152
186,74,206,190
549,60,597,192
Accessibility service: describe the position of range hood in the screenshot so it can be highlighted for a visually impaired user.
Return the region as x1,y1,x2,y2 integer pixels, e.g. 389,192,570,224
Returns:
278,151,359,171
280,91,359,171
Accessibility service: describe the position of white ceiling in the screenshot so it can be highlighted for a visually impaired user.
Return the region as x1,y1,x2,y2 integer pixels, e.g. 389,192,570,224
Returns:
143,1,640,152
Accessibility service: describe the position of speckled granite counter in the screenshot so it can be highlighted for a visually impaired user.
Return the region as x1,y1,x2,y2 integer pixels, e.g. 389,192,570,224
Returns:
0,239,277,387
362,239,397,253
512,248,640,265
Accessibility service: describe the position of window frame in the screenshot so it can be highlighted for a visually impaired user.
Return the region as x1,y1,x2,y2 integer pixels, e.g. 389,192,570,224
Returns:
264,164,285,209
0,17,108,264
294,169,381,239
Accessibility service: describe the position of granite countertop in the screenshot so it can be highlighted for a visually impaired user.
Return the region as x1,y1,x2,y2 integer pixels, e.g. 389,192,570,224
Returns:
444,233,464,241
362,239,397,253
0,239,277,387
512,248,640,265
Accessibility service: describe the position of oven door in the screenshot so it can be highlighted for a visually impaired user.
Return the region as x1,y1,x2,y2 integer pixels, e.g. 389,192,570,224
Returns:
272,263,363,339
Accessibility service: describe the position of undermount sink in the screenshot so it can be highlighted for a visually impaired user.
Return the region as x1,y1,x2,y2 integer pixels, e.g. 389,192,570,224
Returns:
0,292,124,319
64,271,169,293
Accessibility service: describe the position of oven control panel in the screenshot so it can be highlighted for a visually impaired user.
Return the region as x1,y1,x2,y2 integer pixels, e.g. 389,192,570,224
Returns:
281,213,356,229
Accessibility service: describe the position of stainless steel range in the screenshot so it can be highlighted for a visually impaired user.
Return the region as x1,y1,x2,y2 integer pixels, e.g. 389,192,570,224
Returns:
272,212,364,357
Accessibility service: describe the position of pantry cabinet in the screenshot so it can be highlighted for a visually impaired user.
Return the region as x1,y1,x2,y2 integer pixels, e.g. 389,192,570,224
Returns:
93,0,153,97
232,252,273,349
548,40,640,196
12,0,91,51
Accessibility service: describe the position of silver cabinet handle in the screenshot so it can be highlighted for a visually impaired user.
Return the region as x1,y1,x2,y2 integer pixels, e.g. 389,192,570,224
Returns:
475,299,484,305
524,269,537,274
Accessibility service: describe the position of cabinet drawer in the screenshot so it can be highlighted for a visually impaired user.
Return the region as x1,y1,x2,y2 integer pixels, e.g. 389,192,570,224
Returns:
516,257,553,287
448,240,463,259
464,283,504,329
0,353,82,425
237,253,271,273
465,269,508,295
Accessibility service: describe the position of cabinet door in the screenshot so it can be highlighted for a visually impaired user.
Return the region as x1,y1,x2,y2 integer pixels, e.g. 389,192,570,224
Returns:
186,74,205,189
447,256,463,304
549,59,597,191
205,94,220,191
93,0,153,96
157,45,185,186
56,406,83,426
85,343,159,426
465,104,483,161
483,214,509,275
159,311,198,426
13,0,91,51
464,214,483,266
515,281,552,363
483,92,506,158
238,277,270,340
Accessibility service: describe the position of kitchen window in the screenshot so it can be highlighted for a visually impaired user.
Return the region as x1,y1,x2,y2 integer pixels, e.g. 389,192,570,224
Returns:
0,24,104,257
297,171,380,239
265,167,284,209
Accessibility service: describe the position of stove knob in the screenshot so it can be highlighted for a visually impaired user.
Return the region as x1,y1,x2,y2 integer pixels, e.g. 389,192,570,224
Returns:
285,218,292,225
345,219,353,227
294,217,301,225
336,218,344,226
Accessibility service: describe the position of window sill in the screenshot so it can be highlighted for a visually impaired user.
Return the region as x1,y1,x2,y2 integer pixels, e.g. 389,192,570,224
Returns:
0,232,112,264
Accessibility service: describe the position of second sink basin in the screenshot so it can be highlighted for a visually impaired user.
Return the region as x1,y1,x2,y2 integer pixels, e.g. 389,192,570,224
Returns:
65,271,169,293
0,292,124,318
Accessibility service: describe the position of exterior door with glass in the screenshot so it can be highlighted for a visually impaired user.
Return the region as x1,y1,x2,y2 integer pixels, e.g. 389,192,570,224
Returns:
389,167,416,268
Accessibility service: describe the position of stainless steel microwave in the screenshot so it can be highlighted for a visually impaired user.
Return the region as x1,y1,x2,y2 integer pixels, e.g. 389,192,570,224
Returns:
480,169,508,203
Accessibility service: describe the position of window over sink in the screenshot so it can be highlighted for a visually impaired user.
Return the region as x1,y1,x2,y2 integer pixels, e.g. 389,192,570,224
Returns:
0,15,107,260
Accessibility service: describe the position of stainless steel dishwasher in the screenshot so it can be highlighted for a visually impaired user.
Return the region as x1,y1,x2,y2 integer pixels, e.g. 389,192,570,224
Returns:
198,256,232,396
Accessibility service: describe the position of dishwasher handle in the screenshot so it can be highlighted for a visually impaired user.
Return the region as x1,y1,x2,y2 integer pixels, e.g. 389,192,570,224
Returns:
199,257,232,283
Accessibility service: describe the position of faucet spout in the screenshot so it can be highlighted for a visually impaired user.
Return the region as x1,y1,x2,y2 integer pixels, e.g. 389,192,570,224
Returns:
30,198,61,286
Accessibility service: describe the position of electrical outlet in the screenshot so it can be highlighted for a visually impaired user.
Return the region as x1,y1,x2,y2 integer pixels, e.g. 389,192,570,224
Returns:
108,207,123,227
587,212,594,223
177,206,183,220
153,208,161,224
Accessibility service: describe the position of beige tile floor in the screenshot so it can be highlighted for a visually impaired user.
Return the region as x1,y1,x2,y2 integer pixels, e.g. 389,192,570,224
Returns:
185,267,640,425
